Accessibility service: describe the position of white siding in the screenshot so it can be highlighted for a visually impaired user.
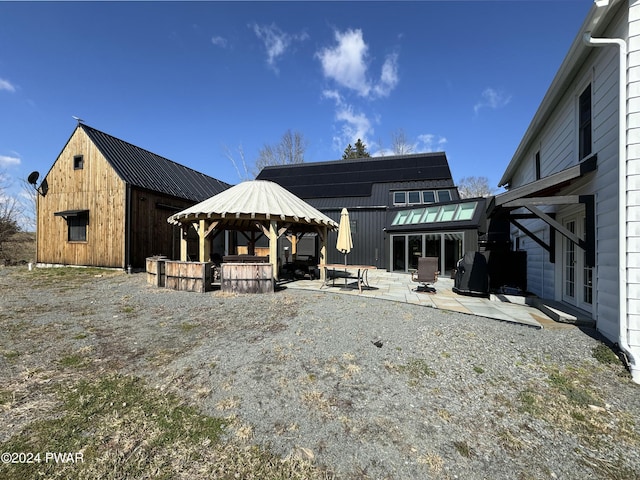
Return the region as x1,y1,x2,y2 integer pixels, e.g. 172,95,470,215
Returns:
628,1,640,351
505,6,627,341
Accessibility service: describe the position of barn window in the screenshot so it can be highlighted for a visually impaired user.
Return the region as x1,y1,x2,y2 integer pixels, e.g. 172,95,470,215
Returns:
74,155,84,170
55,210,89,242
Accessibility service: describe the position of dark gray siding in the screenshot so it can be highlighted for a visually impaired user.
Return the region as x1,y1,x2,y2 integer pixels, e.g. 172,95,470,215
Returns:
322,208,388,267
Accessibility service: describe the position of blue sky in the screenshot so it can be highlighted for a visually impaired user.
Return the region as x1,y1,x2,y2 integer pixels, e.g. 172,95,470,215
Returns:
1,1,591,218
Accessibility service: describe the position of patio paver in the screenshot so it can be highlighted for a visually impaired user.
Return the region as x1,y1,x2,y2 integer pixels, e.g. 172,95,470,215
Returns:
284,270,565,329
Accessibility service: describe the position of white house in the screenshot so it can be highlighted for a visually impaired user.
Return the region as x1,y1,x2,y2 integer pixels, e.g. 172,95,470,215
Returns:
491,0,640,382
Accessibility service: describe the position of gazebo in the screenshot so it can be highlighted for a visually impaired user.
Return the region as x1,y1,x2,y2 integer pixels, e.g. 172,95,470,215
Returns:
167,180,339,282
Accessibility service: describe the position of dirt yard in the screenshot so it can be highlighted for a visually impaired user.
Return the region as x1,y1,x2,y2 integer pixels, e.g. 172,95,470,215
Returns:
0,266,639,479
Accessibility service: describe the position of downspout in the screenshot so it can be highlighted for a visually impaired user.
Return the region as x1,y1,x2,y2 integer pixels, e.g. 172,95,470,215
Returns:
125,183,132,272
583,31,640,383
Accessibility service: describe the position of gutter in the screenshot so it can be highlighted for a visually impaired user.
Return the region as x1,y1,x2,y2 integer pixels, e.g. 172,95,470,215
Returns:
583,30,640,383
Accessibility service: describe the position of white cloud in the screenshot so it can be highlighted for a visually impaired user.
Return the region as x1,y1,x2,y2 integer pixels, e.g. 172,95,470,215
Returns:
335,105,372,141
373,53,399,97
0,154,21,167
251,23,308,71
322,90,374,152
321,89,342,104
473,87,512,115
317,29,371,96
316,28,399,99
416,134,448,153
211,35,228,48
0,78,16,93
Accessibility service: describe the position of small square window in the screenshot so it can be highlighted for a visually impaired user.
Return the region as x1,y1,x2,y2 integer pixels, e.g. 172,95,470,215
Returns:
437,190,451,202
74,155,84,170
422,191,436,203
408,191,421,204
393,191,407,204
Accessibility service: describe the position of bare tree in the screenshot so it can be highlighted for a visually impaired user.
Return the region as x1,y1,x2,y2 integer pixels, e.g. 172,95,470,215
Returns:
20,177,38,232
254,130,307,174
223,144,251,182
457,176,495,198
0,172,21,255
391,128,415,155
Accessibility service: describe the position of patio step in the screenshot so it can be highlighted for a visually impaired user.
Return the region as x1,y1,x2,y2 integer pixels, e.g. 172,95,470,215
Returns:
531,299,595,328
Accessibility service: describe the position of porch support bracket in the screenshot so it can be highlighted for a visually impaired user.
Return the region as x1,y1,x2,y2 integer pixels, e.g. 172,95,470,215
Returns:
505,194,595,267
510,218,554,258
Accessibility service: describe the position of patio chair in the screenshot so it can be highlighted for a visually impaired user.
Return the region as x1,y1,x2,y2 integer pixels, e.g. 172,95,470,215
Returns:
411,257,439,293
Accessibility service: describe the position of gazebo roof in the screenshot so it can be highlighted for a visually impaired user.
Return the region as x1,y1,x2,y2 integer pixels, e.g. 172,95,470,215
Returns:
167,180,339,229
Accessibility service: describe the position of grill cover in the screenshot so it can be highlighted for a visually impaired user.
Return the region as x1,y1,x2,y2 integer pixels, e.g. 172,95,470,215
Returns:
453,251,489,297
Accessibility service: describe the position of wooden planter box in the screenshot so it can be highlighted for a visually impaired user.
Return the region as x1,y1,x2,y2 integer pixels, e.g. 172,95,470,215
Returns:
221,262,274,294
223,255,268,263
165,260,213,293
146,256,167,287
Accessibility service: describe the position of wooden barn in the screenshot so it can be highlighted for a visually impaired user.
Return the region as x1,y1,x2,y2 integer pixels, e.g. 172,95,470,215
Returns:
35,123,230,269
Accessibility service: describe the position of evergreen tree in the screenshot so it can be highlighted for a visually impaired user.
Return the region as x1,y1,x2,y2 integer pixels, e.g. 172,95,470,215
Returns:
342,144,355,159
342,139,371,159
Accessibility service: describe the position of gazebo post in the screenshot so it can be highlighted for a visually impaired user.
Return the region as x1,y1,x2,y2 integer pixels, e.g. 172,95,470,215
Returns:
180,224,188,261
290,234,298,262
319,226,327,281
269,220,279,281
199,219,210,262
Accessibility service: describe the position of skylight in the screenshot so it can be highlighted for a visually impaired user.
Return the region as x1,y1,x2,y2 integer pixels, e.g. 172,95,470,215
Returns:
391,202,478,226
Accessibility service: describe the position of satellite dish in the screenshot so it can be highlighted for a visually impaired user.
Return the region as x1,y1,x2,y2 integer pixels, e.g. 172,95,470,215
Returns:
28,171,40,185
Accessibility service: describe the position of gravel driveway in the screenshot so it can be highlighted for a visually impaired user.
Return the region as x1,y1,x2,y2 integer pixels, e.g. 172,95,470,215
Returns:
1,267,639,479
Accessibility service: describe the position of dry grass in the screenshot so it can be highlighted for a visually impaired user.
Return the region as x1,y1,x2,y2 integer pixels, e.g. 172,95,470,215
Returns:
0,373,332,480
0,231,35,265
0,266,333,480
513,363,640,476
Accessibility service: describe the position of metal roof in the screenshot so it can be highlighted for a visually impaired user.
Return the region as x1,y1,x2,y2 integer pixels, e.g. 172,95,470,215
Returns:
79,124,230,202
256,152,454,199
168,180,339,229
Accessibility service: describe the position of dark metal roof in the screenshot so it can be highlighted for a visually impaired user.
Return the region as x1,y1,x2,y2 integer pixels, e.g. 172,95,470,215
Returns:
256,152,454,199
80,124,230,202
54,209,89,217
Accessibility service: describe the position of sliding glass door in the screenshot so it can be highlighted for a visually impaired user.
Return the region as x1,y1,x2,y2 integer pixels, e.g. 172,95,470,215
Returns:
391,232,463,275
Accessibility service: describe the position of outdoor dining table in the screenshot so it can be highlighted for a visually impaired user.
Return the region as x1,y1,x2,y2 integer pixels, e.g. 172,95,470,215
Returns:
319,264,377,293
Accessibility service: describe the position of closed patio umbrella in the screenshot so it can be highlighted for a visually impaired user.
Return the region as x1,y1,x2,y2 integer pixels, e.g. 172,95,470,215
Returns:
336,208,353,264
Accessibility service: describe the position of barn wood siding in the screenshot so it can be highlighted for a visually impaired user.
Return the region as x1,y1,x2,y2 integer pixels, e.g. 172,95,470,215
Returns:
36,128,126,268
129,188,194,268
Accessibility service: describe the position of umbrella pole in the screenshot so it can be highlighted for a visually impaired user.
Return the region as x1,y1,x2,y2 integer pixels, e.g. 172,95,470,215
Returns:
344,253,347,287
